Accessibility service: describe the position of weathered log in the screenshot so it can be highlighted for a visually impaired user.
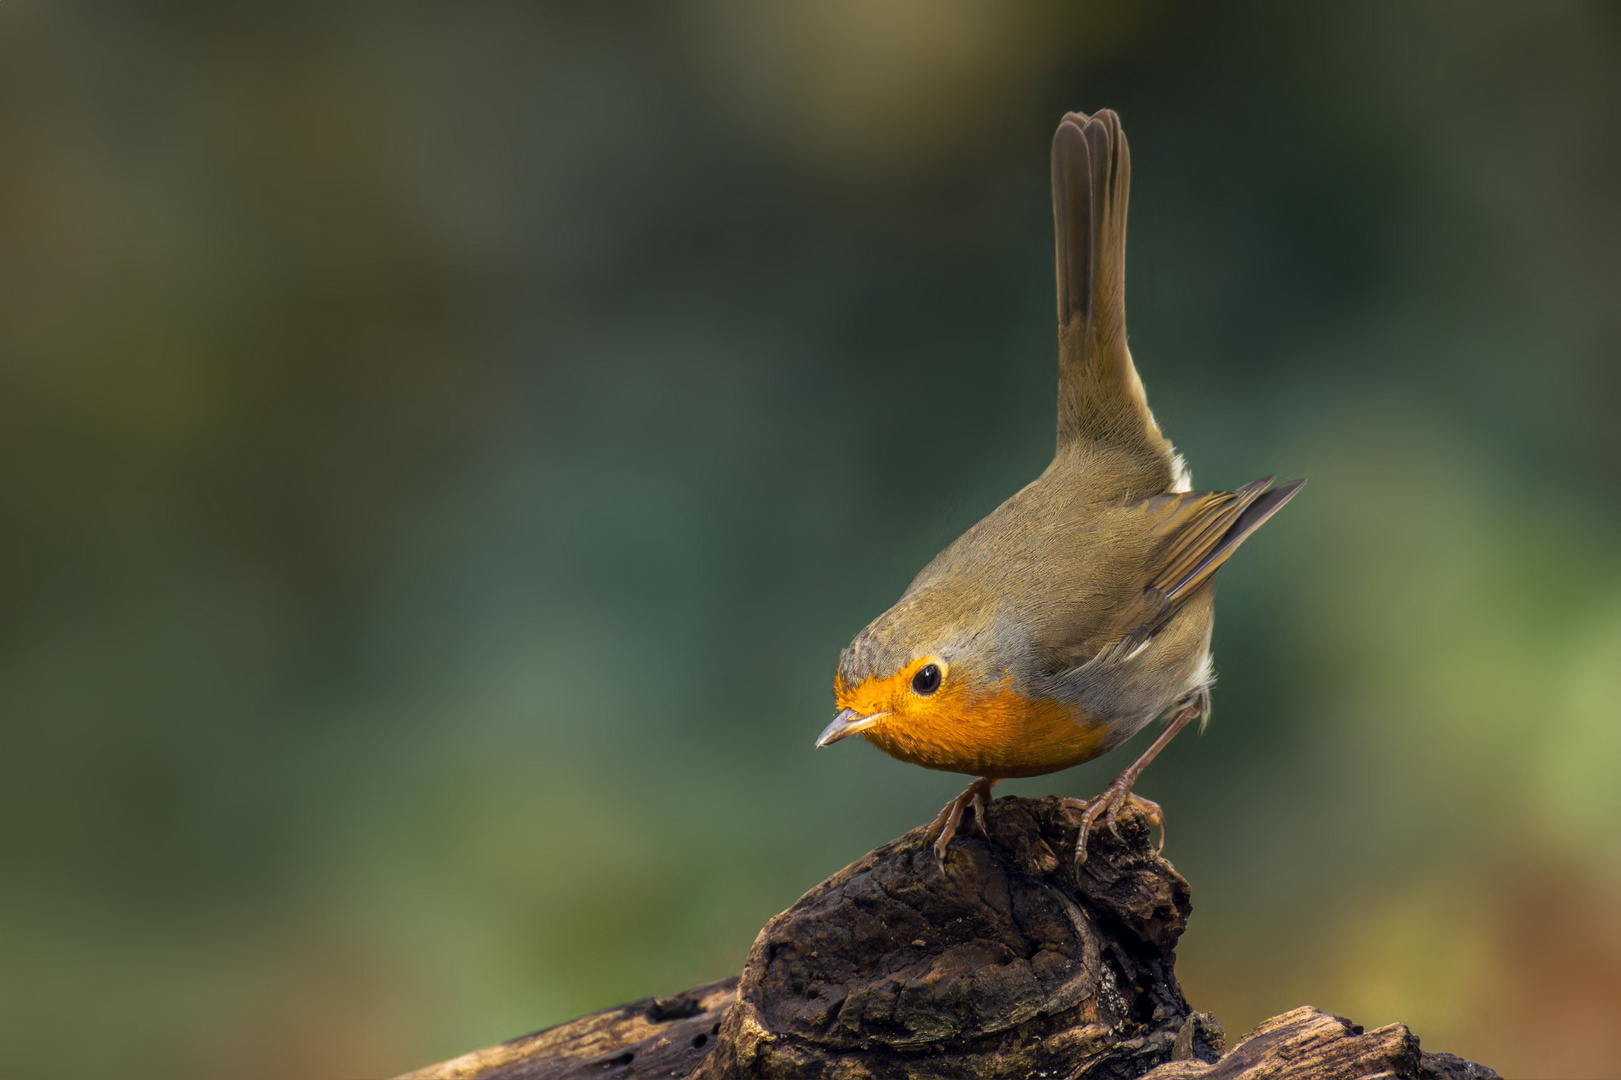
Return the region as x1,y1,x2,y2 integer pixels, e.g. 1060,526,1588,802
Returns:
397,796,1499,1080
1138,1005,1500,1080
697,796,1199,1080
395,978,738,1080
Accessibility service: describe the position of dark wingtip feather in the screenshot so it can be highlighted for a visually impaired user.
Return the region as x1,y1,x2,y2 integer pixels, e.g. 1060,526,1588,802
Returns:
1235,475,1274,499
1166,478,1305,599
1219,478,1305,554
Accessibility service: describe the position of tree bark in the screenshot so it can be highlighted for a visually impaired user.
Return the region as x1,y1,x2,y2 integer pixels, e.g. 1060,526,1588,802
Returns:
396,796,1499,1080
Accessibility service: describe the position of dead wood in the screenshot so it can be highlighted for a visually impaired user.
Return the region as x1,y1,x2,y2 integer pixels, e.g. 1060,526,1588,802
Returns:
396,796,1499,1080
394,978,737,1080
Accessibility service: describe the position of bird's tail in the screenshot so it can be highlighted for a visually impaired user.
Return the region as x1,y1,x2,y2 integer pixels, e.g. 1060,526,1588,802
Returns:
1051,110,1178,490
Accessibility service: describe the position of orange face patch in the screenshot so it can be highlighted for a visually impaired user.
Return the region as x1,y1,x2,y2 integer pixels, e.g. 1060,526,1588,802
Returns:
834,659,1108,779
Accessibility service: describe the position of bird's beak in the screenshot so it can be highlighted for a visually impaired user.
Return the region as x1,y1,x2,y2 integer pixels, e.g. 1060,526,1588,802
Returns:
815,707,890,748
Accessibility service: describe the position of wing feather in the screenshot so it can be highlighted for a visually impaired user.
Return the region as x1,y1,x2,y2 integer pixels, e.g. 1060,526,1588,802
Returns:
1093,477,1306,662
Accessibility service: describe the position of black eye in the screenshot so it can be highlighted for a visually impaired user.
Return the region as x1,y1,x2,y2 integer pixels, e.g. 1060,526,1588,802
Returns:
911,664,941,695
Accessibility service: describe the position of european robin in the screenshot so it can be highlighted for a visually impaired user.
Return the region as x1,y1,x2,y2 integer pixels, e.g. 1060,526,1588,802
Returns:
816,109,1302,868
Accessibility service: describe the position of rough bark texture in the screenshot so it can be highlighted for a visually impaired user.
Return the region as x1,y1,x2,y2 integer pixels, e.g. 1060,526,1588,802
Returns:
1138,1005,1501,1080
396,796,1499,1080
395,978,737,1080
697,796,1197,1080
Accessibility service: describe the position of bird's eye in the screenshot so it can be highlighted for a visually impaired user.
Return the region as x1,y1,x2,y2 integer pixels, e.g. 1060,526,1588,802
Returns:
911,664,941,695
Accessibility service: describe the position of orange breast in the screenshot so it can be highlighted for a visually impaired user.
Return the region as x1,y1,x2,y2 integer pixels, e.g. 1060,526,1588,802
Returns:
836,668,1110,779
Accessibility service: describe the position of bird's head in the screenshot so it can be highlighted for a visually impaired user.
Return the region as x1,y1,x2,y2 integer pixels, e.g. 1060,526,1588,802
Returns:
817,590,994,750
817,589,1105,778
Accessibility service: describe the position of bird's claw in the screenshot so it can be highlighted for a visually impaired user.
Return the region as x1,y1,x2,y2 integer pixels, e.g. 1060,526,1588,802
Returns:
1063,784,1165,870
1061,695,1203,870
923,777,997,872
924,798,962,872
969,785,991,837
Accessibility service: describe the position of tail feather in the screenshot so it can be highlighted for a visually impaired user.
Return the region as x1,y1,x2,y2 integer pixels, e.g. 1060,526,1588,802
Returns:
1051,110,1174,486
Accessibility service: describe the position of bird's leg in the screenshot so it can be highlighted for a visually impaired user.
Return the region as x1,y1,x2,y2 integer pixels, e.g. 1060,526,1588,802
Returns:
923,777,999,869
1065,690,1208,868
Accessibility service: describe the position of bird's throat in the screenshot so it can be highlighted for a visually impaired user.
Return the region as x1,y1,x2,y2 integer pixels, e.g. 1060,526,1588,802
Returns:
848,677,1110,780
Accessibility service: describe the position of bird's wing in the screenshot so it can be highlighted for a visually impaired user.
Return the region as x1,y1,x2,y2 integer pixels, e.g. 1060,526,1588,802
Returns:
1051,110,1177,493
1092,476,1306,663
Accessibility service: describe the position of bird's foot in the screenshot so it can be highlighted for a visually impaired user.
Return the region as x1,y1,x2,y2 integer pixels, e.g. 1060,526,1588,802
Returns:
923,777,998,871
1061,694,1204,869
1061,780,1164,870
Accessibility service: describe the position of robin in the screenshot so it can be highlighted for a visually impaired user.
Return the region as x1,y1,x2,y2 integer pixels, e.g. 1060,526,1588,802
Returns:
816,109,1302,868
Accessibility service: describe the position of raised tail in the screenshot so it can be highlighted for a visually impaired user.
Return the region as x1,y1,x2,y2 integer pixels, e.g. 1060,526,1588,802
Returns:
1051,110,1178,492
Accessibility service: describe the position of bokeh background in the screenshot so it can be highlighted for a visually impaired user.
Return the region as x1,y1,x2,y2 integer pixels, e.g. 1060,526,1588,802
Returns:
3,2,1618,1077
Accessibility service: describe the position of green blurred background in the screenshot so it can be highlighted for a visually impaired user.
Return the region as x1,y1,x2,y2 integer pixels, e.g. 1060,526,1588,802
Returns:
2,2,1618,1077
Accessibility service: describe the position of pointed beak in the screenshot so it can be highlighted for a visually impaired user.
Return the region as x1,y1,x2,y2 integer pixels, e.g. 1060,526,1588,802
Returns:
815,707,890,748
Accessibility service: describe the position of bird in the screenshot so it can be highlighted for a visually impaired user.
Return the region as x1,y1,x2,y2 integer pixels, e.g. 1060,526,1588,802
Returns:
815,109,1302,869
